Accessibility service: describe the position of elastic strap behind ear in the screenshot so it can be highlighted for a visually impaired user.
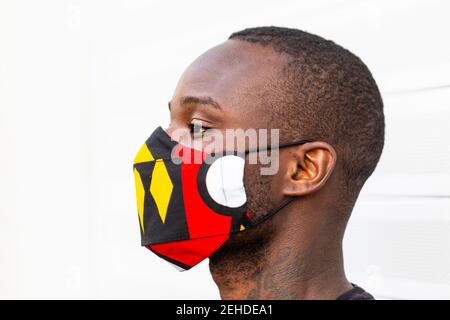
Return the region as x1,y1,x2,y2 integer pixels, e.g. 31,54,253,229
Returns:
242,196,295,228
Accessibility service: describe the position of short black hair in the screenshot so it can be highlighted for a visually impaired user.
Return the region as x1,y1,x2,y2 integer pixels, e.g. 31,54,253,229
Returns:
229,26,384,194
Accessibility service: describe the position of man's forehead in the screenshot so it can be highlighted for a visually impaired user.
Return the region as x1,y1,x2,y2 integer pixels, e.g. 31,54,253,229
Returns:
185,39,282,73
172,40,284,112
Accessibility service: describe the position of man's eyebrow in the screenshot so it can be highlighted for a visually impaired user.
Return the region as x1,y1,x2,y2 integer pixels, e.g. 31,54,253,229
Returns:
179,95,223,111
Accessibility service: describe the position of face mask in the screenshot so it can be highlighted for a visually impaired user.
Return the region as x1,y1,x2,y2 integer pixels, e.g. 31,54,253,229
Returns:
133,126,309,271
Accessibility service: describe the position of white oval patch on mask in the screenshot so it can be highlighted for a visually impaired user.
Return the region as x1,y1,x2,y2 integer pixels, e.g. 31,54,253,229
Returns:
205,155,247,208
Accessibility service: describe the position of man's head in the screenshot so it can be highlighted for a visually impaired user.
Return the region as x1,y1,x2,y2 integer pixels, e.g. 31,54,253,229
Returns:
167,26,384,275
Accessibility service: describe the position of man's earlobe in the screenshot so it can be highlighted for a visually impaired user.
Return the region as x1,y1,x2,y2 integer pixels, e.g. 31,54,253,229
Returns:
282,141,337,197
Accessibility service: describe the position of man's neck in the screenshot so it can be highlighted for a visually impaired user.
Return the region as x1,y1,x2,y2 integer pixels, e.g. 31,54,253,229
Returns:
209,220,352,299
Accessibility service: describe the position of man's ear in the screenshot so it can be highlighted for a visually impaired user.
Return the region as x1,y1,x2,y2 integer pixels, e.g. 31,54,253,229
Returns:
282,141,337,197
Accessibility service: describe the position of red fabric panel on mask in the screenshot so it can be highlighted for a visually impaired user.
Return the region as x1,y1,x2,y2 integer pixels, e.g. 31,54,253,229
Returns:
179,147,233,239
148,146,233,268
148,234,229,267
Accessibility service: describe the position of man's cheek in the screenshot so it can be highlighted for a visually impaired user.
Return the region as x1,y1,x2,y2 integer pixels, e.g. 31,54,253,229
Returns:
243,162,274,223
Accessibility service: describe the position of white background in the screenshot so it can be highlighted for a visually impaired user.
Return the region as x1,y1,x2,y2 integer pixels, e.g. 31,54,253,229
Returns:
0,0,449,299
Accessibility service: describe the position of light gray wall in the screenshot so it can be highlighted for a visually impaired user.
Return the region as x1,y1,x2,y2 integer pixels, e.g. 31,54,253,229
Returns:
0,0,448,299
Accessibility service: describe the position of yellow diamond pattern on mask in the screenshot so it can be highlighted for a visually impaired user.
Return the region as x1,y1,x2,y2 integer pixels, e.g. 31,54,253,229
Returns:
134,143,154,164
133,168,145,232
150,160,173,224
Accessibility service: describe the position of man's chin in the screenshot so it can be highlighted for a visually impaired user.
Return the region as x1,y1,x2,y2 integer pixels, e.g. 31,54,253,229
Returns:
209,217,277,270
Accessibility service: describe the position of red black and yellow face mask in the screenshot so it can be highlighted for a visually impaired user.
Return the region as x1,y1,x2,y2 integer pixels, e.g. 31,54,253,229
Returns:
133,126,309,271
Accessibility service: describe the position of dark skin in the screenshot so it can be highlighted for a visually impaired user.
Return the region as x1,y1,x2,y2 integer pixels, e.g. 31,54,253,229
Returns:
167,40,353,300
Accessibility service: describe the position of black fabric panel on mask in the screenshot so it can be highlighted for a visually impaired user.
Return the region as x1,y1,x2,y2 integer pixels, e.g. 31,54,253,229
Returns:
145,126,178,160
135,160,190,245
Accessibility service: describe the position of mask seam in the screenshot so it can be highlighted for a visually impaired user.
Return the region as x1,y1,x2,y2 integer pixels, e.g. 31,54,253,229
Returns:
142,228,240,246
133,158,176,166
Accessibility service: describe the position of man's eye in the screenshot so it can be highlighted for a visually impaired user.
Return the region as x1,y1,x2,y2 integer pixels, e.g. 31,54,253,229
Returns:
189,122,211,137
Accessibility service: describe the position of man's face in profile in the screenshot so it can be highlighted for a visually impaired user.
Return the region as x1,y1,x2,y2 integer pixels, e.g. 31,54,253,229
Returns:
167,40,292,225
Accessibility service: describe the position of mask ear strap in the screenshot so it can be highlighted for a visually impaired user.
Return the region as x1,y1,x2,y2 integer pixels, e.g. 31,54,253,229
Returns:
240,139,311,228
278,139,312,149
244,139,311,155
243,196,296,228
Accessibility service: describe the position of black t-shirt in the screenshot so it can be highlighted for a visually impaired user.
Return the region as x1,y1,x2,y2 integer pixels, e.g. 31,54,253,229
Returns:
336,284,375,300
